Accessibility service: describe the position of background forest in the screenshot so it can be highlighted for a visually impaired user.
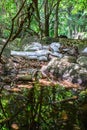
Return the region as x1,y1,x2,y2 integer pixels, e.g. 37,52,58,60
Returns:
0,0,87,130
0,0,87,39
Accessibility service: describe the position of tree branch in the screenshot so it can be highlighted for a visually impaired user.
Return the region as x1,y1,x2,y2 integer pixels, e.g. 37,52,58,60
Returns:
0,0,26,58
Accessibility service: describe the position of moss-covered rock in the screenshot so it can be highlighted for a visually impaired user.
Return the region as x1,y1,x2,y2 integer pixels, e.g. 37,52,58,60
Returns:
77,56,87,67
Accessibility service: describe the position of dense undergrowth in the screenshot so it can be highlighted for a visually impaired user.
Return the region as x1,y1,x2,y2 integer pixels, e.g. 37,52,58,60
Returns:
0,82,87,130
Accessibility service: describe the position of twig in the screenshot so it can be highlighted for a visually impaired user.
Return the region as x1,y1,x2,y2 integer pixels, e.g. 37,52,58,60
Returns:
51,96,78,104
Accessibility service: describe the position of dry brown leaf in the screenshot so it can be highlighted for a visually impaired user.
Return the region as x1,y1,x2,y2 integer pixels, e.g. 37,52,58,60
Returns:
39,79,58,86
11,123,19,130
18,84,33,89
9,88,21,92
59,80,80,88
61,111,68,120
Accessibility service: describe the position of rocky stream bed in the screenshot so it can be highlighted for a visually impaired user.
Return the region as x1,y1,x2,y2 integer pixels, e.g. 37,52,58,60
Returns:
0,41,87,92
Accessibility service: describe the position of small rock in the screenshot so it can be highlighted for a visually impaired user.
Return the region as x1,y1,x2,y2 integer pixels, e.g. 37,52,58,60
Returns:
50,52,63,58
24,42,42,51
50,42,61,52
81,47,87,54
38,56,48,61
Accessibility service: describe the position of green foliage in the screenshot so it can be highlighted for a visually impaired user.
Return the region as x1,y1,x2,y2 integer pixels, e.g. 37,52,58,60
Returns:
0,0,86,39
59,0,87,37
0,83,87,130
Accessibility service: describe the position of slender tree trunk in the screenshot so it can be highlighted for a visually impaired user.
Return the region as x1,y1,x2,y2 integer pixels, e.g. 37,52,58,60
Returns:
44,0,49,37
54,2,58,38
33,0,43,39
54,0,61,38
68,26,72,38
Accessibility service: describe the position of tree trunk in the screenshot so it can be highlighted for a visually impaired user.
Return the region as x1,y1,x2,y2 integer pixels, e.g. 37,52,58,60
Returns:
44,0,49,37
33,0,43,39
54,0,61,38
68,26,72,38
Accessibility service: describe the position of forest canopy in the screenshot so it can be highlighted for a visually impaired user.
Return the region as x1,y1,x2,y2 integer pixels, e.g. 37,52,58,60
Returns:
0,0,87,39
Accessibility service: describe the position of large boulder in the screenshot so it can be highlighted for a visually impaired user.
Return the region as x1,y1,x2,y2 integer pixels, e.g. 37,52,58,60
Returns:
77,56,87,67
42,55,87,87
46,56,77,78
11,49,51,61
11,42,63,60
